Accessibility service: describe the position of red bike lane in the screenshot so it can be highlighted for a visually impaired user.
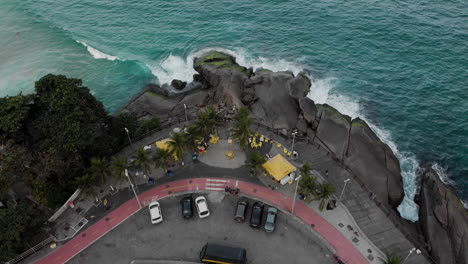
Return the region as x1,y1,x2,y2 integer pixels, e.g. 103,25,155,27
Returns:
36,178,367,264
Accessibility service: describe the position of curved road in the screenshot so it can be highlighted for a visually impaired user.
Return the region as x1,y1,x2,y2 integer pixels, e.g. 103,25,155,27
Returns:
36,178,367,264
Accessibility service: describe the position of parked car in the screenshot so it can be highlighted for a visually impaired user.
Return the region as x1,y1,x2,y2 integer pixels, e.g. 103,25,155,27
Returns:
250,202,264,228
195,196,210,218
264,207,278,232
181,195,193,219
234,200,249,222
149,201,163,224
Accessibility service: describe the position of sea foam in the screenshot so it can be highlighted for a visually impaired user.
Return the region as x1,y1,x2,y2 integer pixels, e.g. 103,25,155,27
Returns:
76,41,120,61
150,47,422,221
147,47,304,85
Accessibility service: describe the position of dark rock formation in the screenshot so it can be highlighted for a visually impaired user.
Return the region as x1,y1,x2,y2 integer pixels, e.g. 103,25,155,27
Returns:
171,79,187,90
121,51,467,263
418,168,468,264
345,118,404,207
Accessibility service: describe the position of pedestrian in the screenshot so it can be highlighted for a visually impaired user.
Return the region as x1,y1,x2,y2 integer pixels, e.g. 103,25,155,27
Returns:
325,170,329,176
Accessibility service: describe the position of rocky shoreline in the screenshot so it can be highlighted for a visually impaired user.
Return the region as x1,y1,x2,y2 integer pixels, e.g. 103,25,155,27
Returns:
121,51,467,264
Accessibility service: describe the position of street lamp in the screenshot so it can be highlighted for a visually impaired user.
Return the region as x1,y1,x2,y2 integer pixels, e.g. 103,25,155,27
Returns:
338,178,351,201
183,104,188,122
291,175,302,214
402,248,421,264
291,130,298,153
124,127,133,146
125,169,142,209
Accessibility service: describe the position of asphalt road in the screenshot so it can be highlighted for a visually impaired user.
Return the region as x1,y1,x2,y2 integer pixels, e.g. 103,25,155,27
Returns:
68,192,335,264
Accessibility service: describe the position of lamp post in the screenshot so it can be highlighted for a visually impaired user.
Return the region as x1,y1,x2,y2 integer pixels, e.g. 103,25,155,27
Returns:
339,178,351,201
291,130,298,153
125,169,142,209
402,248,421,264
124,127,133,146
291,175,302,214
183,104,188,122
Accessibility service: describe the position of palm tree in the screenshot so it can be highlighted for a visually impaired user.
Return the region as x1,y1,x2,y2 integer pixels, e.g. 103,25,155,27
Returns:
184,124,202,151
75,173,97,198
299,162,312,178
245,152,266,177
89,157,110,185
231,107,255,150
132,148,152,176
110,156,128,183
195,106,222,137
298,174,317,201
153,148,173,171
167,132,186,161
316,183,335,211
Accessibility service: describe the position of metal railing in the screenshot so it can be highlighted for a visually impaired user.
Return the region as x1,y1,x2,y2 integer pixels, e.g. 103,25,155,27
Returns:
6,235,56,264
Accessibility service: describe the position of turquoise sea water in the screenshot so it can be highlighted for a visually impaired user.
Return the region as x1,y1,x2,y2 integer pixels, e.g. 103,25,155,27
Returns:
0,0,466,219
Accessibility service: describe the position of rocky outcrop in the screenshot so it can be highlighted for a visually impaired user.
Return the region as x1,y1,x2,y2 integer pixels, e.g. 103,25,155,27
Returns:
121,50,468,263
418,168,468,264
345,118,404,207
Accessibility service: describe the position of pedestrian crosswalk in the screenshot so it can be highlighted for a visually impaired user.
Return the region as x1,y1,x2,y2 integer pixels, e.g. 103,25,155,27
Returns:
204,178,229,191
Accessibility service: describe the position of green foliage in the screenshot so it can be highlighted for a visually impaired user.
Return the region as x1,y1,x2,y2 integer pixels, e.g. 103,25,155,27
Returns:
231,107,254,150
381,254,401,264
110,156,128,183
0,201,47,262
0,74,131,207
117,113,160,139
245,152,266,177
167,132,187,161
316,183,336,211
298,173,317,201
195,106,221,137
88,157,110,185
184,125,202,151
132,148,152,176
0,93,33,142
153,148,173,171
299,162,312,178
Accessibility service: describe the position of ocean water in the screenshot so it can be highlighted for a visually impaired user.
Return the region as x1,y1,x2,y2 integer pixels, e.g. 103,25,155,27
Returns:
0,0,466,219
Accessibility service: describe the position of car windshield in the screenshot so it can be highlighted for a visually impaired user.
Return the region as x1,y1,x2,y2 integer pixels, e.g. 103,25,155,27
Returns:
201,211,208,215
150,204,158,209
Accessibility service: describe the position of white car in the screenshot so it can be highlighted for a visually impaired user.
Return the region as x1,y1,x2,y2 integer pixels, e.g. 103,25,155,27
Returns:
195,196,210,218
149,201,163,224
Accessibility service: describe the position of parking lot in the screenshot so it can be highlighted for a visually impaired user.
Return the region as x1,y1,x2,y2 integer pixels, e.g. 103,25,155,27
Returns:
68,192,335,264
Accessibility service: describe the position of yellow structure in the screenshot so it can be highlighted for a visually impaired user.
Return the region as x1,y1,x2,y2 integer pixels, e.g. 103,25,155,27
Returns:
262,154,296,181
155,138,178,160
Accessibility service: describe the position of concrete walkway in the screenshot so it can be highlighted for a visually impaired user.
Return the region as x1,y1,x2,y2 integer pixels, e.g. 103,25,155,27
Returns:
35,178,367,264
199,139,246,169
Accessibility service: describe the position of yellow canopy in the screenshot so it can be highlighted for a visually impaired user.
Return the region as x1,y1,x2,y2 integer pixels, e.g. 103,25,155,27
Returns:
155,138,178,160
262,154,296,181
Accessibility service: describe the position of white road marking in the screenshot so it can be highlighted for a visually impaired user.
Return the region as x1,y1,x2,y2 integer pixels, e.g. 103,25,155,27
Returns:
205,187,225,191
206,179,228,182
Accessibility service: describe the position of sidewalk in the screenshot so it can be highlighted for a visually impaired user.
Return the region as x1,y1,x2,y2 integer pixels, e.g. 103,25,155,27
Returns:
35,178,367,264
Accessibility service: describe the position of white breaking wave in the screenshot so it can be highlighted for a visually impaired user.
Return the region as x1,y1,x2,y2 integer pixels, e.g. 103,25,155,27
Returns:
431,164,468,209
308,76,420,222
147,47,304,85
149,47,425,221
76,41,120,61
431,163,455,185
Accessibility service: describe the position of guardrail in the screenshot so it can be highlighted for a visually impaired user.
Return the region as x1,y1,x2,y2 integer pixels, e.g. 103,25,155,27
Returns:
6,235,56,264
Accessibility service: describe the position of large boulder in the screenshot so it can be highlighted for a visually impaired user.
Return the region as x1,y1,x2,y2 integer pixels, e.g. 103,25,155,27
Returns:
418,168,468,264
299,97,317,124
314,104,351,159
171,79,187,90
344,118,404,207
287,71,311,99
248,71,300,129
193,51,251,107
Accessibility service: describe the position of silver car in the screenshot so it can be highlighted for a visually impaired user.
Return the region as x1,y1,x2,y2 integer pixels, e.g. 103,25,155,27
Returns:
264,207,278,232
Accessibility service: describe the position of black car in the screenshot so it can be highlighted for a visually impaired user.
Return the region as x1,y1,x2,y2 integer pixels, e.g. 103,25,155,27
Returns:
234,200,249,222
249,202,264,228
181,195,193,219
